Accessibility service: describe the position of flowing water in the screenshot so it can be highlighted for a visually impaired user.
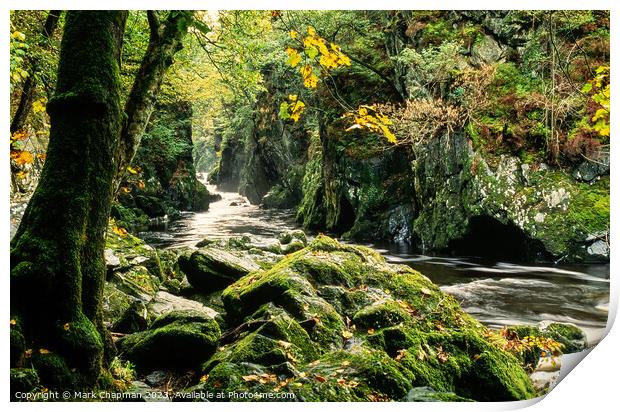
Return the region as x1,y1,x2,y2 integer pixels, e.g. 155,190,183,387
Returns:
140,185,610,346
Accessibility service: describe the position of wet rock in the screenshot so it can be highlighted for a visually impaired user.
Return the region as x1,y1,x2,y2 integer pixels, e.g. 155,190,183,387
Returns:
405,386,473,402
587,240,609,260
572,150,609,182
105,248,121,271
148,291,218,319
145,370,168,387
178,247,260,293
118,310,221,371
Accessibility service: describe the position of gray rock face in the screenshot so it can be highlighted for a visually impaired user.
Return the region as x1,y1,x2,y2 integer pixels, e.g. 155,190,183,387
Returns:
148,291,218,319
178,247,260,293
587,240,609,259
572,150,610,182
409,131,609,262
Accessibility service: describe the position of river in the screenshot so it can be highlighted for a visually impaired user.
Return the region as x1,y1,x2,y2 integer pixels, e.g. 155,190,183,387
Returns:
139,185,610,347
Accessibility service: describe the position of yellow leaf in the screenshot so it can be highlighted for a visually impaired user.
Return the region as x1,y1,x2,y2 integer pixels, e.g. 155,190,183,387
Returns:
127,166,138,175
290,30,298,39
367,328,375,335
341,330,353,340
39,348,51,354
63,323,70,331
10,319,16,326
10,150,34,165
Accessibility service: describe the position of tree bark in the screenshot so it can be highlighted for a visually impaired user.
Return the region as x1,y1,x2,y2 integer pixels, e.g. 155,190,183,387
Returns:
116,11,191,190
10,10,62,134
10,11,128,389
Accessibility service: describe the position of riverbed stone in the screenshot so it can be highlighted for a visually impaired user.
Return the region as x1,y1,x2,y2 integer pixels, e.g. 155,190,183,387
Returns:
148,290,218,319
118,310,221,371
178,247,260,293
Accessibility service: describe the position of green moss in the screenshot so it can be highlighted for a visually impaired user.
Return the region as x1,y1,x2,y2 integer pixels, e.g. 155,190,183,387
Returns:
30,351,77,390
10,368,40,398
353,301,411,330
119,310,220,371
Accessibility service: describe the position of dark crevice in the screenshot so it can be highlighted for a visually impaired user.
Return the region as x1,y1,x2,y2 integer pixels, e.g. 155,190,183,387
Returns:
448,215,551,262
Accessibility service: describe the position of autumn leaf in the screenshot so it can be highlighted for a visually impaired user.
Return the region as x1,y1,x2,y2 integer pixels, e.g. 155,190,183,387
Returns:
314,375,327,383
199,374,209,383
127,166,139,175
10,319,16,326
242,374,260,382
367,328,375,335
39,348,51,355
24,349,33,358
395,349,408,361
277,340,292,349
341,330,353,340
10,150,34,165
341,360,351,367
63,323,70,331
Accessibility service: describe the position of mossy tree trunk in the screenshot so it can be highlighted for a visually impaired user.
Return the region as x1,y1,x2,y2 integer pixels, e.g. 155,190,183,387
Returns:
115,11,191,191
10,11,128,389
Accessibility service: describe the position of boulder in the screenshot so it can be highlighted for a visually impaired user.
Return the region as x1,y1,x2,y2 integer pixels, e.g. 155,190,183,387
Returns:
178,247,260,293
195,236,537,402
118,310,221,371
148,291,218,319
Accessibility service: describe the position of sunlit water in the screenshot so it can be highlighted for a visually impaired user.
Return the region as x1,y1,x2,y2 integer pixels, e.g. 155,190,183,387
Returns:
140,185,610,346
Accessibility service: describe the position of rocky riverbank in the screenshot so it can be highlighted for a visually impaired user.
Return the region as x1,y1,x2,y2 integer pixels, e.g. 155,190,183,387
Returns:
10,226,588,401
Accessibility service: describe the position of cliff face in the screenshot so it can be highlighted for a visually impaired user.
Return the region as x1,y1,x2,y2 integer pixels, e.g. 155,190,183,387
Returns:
211,11,609,263
215,71,308,207
410,131,609,262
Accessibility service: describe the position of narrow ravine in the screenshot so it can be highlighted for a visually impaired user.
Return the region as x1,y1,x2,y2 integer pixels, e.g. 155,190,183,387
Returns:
139,183,610,347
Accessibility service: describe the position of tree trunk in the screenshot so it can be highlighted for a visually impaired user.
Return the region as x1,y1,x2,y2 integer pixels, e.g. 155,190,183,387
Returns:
10,11,128,389
116,11,191,190
10,10,62,134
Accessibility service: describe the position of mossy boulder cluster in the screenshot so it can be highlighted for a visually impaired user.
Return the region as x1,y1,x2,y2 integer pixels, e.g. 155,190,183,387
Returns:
11,225,589,401
189,235,537,401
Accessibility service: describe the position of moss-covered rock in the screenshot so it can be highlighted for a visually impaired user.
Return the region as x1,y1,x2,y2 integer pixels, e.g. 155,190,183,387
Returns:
118,310,220,372
10,368,40,398
178,247,260,293
202,236,537,401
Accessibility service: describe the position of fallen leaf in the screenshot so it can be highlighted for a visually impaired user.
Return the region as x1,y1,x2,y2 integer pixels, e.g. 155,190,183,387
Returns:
367,328,375,335
337,378,346,385
341,330,353,340
199,374,209,383
420,287,432,296
341,361,351,367
314,375,327,383
39,348,51,355
10,319,16,326
242,374,260,382
277,340,292,349
395,349,408,361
